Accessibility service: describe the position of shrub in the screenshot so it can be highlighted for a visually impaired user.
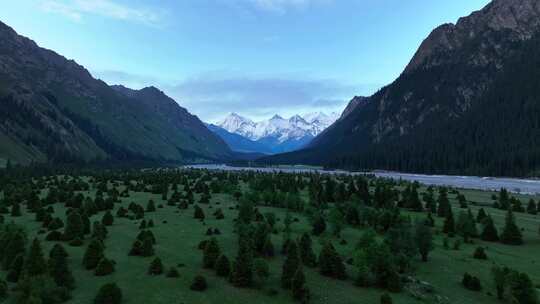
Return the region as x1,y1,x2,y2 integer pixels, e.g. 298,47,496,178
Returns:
462,273,482,291
166,267,179,278
148,257,164,275
190,275,207,291
380,293,393,304
95,258,115,276
473,247,488,260
94,283,122,304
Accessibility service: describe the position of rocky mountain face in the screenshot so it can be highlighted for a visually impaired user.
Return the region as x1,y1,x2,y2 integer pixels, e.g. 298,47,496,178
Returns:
0,21,230,164
263,0,540,177
209,112,339,154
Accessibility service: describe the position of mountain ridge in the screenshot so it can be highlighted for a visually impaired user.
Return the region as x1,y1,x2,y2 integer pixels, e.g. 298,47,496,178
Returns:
0,20,231,165
262,0,540,177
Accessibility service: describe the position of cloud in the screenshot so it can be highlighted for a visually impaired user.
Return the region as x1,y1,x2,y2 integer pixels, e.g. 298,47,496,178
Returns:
166,73,379,122
226,0,331,15
40,0,163,26
93,69,380,122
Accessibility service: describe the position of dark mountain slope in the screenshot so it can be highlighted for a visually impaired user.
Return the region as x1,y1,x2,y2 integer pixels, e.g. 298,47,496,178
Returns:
0,21,230,164
262,0,540,176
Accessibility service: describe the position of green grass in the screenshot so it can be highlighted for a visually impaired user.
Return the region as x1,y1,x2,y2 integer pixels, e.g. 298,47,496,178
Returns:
2,180,539,304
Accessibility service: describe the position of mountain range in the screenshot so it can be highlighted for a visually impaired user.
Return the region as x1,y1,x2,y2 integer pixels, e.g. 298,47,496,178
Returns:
263,0,540,177
207,112,339,154
0,21,231,165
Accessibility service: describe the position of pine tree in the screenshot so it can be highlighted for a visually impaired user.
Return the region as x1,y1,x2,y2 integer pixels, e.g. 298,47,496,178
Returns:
263,237,275,257
476,208,487,223
318,242,346,279
48,244,75,289
64,210,84,241
442,208,455,235
500,209,523,245
23,238,47,277
2,232,26,270
6,254,24,283
291,268,309,302
83,239,104,270
148,257,164,275
203,238,221,269
141,238,155,257
436,188,450,218
414,221,433,262
95,258,115,276
281,241,300,289
101,211,114,226
194,205,205,220
230,236,253,288
215,255,231,277
299,233,317,267
94,283,122,304
527,199,537,215
481,216,499,242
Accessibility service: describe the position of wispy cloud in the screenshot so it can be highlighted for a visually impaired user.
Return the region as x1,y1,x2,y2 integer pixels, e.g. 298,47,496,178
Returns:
226,0,331,15
40,0,164,26
93,69,380,122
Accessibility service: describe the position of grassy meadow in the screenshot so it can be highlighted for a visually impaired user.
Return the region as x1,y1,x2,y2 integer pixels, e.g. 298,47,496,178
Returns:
0,171,538,304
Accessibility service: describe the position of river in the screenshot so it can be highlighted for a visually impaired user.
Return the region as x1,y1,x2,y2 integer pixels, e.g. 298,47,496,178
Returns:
185,164,540,195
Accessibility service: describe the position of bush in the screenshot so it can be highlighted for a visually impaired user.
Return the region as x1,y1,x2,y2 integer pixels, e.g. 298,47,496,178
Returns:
148,257,164,275
166,267,179,278
94,283,122,304
190,275,207,291
473,247,488,260
380,293,393,304
46,231,63,241
95,258,115,276
462,273,482,291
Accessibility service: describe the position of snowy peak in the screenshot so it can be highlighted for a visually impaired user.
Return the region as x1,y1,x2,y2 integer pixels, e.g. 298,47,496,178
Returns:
215,112,339,144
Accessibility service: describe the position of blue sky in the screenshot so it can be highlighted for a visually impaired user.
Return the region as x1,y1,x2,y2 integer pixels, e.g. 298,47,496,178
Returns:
1,0,490,122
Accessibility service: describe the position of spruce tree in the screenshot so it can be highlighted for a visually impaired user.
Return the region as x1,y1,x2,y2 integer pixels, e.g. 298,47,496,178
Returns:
230,236,253,288
319,242,346,279
148,257,164,275
83,239,104,270
203,238,221,269
442,208,455,235
141,238,155,257
23,238,47,277
291,268,309,302
500,209,523,245
64,210,84,241
299,233,317,267
94,283,122,304
101,211,114,226
48,244,75,289
481,216,499,242
2,231,26,270
436,188,450,218
6,254,24,283
215,255,231,277
414,221,433,262
281,241,300,289
95,258,115,276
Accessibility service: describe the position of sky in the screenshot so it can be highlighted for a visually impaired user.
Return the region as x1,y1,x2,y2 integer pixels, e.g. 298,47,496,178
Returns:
1,0,490,122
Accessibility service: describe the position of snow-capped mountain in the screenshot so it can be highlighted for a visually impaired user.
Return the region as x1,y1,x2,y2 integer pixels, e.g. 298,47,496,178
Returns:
217,112,339,143
207,112,339,154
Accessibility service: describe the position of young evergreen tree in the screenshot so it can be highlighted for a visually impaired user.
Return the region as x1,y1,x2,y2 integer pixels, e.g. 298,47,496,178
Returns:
6,254,24,283
95,258,115,276
442,208,455,236
500,209,523,245
414,221,433,262
148,257,164,275
83,239,104,270
291,268,310,303
64,210,84,241
215,255,231,277
203,238,221,269
281,241,300,289
481,216,500,242
94,283,122,304
48,244,75,289
298,233,317,267
23,238,48,277
318,242,346,279
101,211,114,226
230,236,253,288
